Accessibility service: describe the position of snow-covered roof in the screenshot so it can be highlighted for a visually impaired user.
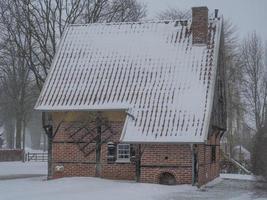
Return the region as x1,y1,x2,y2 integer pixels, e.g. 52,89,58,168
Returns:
35,19,222,143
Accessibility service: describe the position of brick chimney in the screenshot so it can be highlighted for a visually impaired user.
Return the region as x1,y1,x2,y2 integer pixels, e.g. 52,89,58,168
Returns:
191,7,208,45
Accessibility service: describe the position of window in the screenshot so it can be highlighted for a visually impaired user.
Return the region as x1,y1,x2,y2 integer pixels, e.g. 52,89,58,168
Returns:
211,146,216,163
117,144,130,162
107,142,116,163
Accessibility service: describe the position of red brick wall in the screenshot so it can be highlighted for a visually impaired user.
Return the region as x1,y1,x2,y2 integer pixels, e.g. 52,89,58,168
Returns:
51,112,222,185
197,131,221,186
140,144,192,184
51,112,194,184
192,7,208,44
0,149,24,162
51,112,136,180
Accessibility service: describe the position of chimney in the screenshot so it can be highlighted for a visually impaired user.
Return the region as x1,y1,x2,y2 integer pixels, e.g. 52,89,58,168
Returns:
191,6,208,45
215,9,219,18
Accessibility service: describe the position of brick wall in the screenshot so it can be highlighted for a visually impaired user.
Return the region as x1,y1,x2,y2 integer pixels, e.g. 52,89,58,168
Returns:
140,144,192,184
192,6,208,44
0,149,24,162
197,131,221,186
51,111,222,186
51,111,136,180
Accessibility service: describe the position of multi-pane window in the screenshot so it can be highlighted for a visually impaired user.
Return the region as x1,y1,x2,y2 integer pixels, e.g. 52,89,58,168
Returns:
117,144,130,162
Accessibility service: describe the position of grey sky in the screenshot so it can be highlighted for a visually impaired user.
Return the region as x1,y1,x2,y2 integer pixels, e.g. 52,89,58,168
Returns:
138,0,267,41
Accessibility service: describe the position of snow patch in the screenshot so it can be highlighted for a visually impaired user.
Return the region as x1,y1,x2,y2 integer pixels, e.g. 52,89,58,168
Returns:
220,173,256,181
0,176,196,200
0,161,47,176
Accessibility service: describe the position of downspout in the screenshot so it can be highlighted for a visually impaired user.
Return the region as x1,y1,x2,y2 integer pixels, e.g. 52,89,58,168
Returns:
190,144,194,185
191,143,200,187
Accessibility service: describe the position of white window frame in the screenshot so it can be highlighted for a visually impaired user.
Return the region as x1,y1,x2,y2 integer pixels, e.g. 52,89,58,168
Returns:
116,143,130,163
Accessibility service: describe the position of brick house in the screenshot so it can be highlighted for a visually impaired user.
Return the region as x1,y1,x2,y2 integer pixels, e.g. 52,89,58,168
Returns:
35,7,226,186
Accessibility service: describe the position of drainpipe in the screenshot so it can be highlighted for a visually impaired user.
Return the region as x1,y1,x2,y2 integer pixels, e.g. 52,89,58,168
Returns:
190,144,195,185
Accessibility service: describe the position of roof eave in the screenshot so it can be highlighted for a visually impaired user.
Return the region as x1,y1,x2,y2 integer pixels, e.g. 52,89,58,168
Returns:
202,17,223,142
120,139,205,144
35,107,130,112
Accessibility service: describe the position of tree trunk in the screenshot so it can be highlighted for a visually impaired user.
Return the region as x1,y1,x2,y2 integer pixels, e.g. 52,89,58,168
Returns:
47,134,53,179
42,112,53,180
4,120,15,149
135,144,141,182
95,113,102,177
43,133,47,152
15,116,22,149
22,120,26,162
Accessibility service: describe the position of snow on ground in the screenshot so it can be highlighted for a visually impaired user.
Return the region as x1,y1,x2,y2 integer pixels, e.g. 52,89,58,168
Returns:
0,161,47,176
0,176,266,200
220,173,256,181
25,147,47,153
0,162,266,200
0,177,195,200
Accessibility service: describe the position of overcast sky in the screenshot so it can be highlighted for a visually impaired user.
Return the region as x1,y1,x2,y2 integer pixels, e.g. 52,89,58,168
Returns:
138,0,267,41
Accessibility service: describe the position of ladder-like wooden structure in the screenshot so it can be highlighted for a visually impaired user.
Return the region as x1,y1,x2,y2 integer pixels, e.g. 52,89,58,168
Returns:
64,114,116,157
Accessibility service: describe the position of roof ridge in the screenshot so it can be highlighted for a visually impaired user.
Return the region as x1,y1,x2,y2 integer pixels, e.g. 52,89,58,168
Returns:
67,17,220,27
68,19,192,27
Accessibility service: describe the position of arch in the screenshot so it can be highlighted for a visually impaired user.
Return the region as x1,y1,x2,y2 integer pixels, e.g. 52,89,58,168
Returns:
158,172,177,185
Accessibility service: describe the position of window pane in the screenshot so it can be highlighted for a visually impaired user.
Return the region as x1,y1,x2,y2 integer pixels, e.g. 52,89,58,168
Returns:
117,144,130,161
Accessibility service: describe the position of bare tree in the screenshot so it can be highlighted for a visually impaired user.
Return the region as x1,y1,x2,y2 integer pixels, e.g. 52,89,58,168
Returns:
222,21,248,157
239,32,267,178
252,125,267,180
240,32,266,131
0,0,146,151
82,0,146,23
3,0,146,90
105,0,146,22
157,8,190,20
0,54,35,149
1,0,86,89
0,0,38,149
0,107,15,149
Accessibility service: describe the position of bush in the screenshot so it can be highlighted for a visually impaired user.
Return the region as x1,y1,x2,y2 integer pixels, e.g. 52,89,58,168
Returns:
251,127,267,180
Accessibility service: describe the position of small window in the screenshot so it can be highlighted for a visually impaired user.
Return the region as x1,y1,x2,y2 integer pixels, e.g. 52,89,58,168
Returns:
107,142,116,163
117,144,130,162
211,146,216,163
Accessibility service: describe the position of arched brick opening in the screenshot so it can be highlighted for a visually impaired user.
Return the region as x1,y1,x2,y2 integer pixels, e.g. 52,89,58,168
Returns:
156,171,177,185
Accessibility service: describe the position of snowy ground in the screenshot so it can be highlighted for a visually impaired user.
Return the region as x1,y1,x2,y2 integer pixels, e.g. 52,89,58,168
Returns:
220,173,256,181
0,162,266,200
0,161,47,177
24,147,47,153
